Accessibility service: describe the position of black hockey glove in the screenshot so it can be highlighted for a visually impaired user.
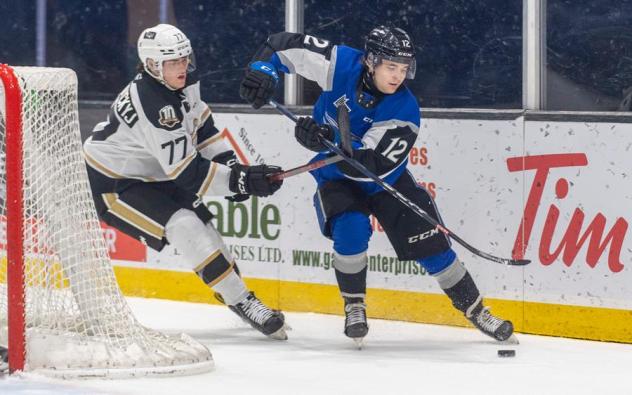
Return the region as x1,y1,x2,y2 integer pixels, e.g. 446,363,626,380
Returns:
295,117,335,152
212,151,250,202
225,193,250,202
229,164,284,197
240,61,279,109
212,150,238,167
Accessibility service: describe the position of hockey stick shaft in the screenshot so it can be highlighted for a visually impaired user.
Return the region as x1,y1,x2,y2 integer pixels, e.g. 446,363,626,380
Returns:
267,99,343,181
268,99,298,122
268,155,343,181
270,101,530,266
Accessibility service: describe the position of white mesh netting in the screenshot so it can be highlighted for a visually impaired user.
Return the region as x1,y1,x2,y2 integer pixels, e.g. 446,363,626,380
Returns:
0,66,213,378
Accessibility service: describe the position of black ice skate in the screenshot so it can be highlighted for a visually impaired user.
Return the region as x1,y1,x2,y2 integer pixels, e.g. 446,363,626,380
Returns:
466,301,515,342
231,293,287,340
0,346,8,374
344,297,369,347
215,291,286,324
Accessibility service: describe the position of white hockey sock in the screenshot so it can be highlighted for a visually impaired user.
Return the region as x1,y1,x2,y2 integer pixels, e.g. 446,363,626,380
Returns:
165,209,249,304
211,270,249,306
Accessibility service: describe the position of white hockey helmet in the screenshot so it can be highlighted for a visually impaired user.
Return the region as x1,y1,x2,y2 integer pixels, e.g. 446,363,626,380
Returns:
137,24,196,84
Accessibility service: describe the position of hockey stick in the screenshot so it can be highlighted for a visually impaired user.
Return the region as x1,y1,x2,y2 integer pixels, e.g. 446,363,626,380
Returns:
270,100,530,266
336,103,353,155
268,155,342,181
267,99,344,181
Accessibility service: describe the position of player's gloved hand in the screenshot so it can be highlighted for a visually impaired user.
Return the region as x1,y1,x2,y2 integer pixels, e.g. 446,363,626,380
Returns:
225,194,250,202
212,151,251,202
295,117,335,152
229,164,284,197
212,150,238,167
240,61,279,109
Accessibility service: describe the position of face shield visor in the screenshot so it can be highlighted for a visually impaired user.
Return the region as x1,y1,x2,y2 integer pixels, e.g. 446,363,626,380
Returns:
160,51,196,74
367,52,417,80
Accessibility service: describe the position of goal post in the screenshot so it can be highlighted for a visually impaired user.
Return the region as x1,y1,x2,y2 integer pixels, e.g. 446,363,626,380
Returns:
1,62,26,374
0,65,214,378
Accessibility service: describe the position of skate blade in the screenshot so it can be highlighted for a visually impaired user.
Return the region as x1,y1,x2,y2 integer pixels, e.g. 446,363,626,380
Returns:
352,337,365,349
268,328,288,341
499,334,519,345
283,323,293,332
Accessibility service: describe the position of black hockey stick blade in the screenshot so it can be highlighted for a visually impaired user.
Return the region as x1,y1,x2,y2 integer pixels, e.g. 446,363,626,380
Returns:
336,104,353,155
268,100,530,266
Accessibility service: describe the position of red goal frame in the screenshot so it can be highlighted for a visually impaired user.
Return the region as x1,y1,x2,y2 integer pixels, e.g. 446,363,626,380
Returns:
0,63,26,373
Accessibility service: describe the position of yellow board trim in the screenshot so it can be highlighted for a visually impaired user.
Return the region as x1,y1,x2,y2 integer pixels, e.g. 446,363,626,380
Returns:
113,266,632,344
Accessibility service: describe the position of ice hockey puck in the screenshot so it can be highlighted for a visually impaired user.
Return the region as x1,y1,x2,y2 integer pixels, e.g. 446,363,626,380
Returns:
497,349,516,358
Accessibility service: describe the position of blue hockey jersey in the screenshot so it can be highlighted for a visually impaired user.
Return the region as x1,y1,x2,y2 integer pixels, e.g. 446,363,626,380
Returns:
257,33,421,195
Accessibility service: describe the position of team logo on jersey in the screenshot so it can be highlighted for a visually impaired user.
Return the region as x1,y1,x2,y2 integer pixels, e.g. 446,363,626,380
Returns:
158,105,180,128
143,31,156,40
334,94,351,113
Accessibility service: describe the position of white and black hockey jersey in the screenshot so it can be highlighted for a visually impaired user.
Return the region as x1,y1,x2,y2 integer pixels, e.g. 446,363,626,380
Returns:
83,72,234,197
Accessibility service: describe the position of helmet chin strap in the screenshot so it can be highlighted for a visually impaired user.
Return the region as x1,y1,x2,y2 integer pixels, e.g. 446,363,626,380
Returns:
354,64,384,109
362,63,386,96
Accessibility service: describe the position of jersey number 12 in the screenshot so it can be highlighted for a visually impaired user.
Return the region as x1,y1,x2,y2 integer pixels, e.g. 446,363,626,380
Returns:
381,137,408,162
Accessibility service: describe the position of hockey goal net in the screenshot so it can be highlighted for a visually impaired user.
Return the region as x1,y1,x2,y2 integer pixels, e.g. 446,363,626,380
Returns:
0,65,213,378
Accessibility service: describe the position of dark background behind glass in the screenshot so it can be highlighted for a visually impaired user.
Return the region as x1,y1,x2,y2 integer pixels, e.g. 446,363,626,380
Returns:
547,0,632,111
1,0,521,108
3,1,632,112
303,0,523,109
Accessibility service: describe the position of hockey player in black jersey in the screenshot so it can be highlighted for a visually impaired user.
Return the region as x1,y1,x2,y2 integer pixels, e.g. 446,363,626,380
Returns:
83,24,287,340
241,26,514,344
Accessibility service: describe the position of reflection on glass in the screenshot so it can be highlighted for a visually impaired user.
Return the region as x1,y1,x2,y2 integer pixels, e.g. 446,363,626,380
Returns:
46,1,129,101
40,1,282,102
0,1,36,66
303,0,522,108
5,1,523,107
174,1,284,104
547,0,632,111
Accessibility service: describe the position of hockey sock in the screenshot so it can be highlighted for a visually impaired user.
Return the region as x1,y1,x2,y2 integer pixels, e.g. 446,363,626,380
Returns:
165,209,247,303
333,251,368,298
210,270,250,306
434,258,481,314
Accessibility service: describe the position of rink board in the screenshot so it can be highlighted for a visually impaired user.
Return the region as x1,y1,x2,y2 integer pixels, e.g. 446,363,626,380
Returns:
105,112,632,343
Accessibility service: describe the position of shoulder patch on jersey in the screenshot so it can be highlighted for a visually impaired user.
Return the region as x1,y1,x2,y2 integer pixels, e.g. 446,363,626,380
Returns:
159,105,180,128
114,86,138,127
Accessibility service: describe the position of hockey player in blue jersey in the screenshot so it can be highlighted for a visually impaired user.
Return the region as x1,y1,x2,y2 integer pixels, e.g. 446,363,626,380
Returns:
240,26,514,343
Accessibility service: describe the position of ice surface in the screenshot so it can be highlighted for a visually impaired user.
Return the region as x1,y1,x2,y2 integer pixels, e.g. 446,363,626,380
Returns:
1,297,630,394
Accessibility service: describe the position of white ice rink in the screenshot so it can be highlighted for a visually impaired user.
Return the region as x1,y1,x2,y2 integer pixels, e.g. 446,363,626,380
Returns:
1,297,631,395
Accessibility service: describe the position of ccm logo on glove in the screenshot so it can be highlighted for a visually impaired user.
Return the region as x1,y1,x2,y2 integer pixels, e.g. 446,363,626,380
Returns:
229,164,284,197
